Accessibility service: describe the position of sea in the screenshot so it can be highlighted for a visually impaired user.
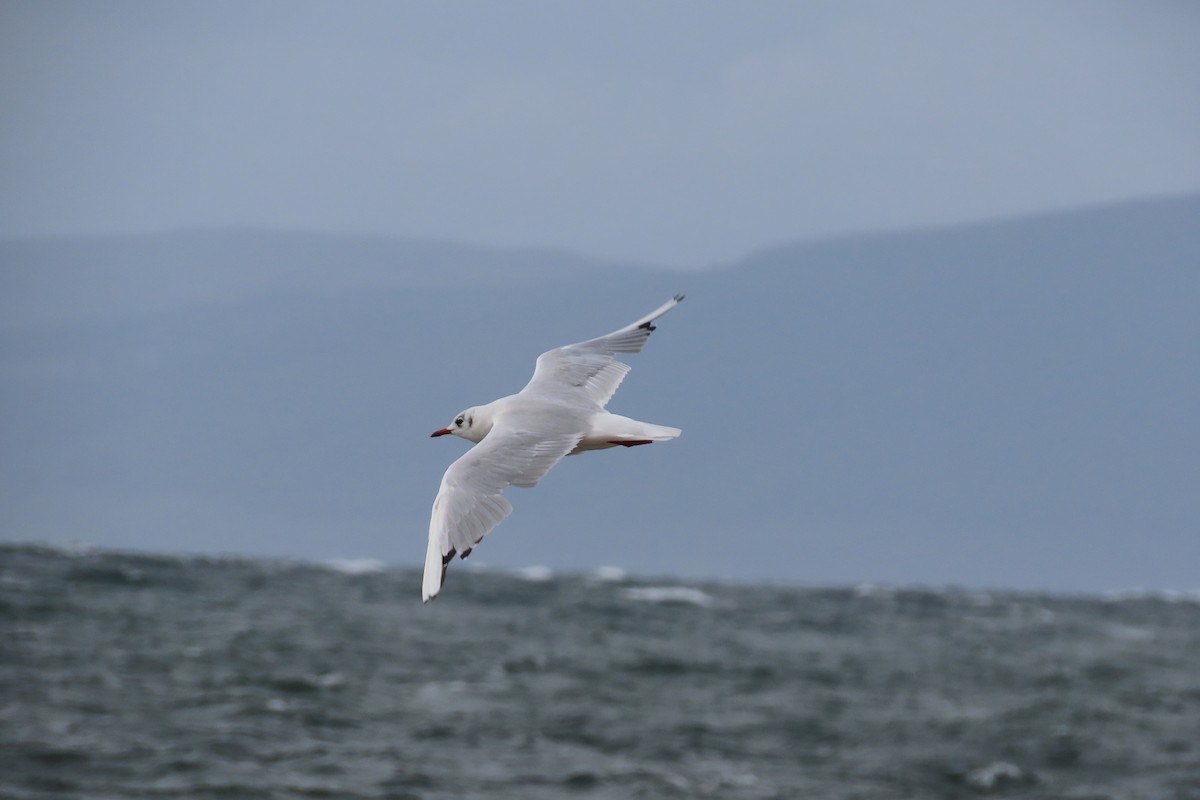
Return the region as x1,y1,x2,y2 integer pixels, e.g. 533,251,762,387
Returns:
2,544,1198,800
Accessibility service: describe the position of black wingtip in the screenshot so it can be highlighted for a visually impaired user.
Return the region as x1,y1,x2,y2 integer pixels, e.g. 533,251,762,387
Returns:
442,548,456,566
674,293,685,302
638,321,657,331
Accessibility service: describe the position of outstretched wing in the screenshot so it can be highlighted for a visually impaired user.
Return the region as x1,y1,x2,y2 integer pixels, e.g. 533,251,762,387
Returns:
521,294,684,409
423,423,581,601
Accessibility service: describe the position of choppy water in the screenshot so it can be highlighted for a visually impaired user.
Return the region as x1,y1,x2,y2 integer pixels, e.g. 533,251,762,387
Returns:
2,544,1199,799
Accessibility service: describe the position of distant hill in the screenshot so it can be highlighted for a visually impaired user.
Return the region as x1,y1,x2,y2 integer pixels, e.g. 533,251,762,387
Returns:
2,194,1197,592
0,228,664,327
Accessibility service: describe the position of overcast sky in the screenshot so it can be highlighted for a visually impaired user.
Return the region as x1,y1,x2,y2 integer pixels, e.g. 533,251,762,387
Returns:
2,1,1198,265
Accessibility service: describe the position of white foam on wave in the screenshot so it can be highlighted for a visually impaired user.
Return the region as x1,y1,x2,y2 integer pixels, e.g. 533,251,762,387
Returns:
1106,623,1155,642
965,761,1027,791
623,586,715,607
323,558,387,575
854,583,895,599
47,541,101,557
512,565,553,582
1105,588,1200,604
589,565,627,583
412,680,485,714
317,672,347,688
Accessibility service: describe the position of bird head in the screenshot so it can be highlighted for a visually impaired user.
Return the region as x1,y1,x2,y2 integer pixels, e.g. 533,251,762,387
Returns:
431,406,490,443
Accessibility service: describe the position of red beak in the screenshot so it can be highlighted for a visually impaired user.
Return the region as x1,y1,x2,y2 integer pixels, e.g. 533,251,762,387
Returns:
431,428,453,437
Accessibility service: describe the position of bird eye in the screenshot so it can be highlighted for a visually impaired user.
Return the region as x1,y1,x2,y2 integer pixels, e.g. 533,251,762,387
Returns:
455,417,464,427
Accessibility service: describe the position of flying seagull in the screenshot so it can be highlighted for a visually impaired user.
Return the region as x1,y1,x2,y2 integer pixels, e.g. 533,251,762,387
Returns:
423,294,685,601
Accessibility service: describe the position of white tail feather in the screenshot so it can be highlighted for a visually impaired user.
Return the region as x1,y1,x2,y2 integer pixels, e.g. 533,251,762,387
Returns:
636,422,682,441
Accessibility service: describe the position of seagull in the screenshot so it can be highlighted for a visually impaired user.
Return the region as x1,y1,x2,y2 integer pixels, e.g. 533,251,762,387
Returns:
423,294,685,601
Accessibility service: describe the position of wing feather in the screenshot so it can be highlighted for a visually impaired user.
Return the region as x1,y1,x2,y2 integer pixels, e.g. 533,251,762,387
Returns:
422,424,580,601
521,294,683,408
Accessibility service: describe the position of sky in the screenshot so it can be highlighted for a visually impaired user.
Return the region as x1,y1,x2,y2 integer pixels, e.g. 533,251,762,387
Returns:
2,1,1198,266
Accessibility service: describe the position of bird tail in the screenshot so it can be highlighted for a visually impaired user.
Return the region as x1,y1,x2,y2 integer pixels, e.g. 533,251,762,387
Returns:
638,422,682,441
604,414,681,442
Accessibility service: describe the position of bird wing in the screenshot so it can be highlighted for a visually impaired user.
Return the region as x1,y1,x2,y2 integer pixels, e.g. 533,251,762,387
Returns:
521,294,684,409
422,421,581,601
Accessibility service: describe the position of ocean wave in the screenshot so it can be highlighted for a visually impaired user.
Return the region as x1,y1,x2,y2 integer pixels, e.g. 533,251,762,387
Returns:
511,565,554,582
589,565,628,583
4,544,1198,799
622,586,715,607
322,558,387,575
963,761,1032,791
1104,588,1200,604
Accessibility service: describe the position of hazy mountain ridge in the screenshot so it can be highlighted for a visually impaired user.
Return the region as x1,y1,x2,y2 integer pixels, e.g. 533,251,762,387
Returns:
2,195,1197,591
0,228,666,328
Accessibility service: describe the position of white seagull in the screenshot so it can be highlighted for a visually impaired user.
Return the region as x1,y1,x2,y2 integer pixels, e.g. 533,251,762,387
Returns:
423,294,685,601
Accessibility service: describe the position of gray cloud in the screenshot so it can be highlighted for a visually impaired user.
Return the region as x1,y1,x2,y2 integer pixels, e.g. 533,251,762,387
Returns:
2,1,1198,264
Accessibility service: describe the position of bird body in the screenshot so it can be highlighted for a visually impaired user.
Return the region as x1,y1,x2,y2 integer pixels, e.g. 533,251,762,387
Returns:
423,294,685,601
